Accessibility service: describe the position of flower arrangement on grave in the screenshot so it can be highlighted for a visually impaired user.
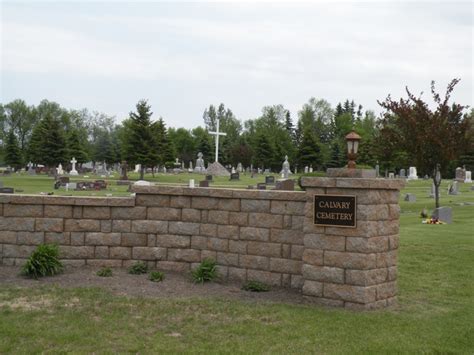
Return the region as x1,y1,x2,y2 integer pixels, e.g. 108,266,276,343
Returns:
422,218,445,225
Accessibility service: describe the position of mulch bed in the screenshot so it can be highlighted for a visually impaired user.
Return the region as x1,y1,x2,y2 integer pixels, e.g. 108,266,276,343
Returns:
0,266,305,305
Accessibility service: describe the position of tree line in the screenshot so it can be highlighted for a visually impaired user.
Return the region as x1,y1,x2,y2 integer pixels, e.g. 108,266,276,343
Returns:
1,79,473,178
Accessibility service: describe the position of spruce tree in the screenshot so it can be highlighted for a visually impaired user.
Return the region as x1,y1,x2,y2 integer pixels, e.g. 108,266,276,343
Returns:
4,130,22,170
298,127,322,169
254,133,273,169
30,114,66,168
67,129,88,164
123,100,156,180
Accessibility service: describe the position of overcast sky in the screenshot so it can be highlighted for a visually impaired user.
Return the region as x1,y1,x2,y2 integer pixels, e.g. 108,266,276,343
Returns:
1,1,472,128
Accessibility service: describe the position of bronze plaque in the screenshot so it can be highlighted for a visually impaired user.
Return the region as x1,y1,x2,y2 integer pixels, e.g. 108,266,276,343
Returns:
314,195,357,228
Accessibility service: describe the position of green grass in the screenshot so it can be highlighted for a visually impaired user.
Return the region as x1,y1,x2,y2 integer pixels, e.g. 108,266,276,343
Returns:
0,179,473,352
0,171,309,196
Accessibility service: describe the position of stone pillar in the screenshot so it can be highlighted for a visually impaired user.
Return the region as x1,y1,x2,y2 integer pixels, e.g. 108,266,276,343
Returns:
300,175,405,310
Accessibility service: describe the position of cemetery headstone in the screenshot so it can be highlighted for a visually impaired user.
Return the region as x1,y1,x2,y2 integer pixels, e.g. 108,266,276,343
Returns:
69,157,79,176
265,176,275,184
407,166,418,180
57,163,64,175
237,162,243,172
27,161,36,175
59,176,70,186
404,193,416,202
0,187,14,194
188,161,193,173
134,164,141,173
281,155,291,179
205,174,213,181
455,167,465,182
399,168,406,178
120,161,129,180
464,171,472,183
231,167,236,174
388,172,395,179
309,166,313,173
449,181,459,195
199,180,209,188
230,172,240,181
189,179,195,188
429,183,440,198
257,183,266,190
194,152,206,173
275,179,295,191
431,206,452,224
375,162,380,177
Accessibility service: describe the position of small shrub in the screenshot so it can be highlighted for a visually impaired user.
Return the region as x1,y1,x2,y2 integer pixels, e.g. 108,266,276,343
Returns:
149,271,165,282
21,244,63,279
191,258,218,283
96,267,113,277
128,261,148,275
242,280,270,292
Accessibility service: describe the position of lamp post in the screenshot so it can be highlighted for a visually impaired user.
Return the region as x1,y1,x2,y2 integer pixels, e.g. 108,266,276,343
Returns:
345,130,361,169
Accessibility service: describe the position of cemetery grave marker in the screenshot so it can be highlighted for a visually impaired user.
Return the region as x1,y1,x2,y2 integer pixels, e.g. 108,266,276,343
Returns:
265,176,275,184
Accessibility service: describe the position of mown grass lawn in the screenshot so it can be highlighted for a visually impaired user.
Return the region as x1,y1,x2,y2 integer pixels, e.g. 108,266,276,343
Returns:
0,178,473,353
0,171,321,196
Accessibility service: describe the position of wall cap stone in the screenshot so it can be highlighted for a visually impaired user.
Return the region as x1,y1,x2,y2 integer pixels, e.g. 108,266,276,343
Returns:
300,177,405,190
0,194,135,207
132,186,306,201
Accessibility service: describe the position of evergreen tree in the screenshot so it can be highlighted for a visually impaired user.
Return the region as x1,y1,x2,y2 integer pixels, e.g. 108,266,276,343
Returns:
94,131,115,165
298,127,322,169
122,100,157,179
152,118,174,167
67,129,88,164
254,133,273,169
4,130,22,170
27,122,43,164
326,140,344,168
335,103,344,118
285,110,294,136
29,114,66,168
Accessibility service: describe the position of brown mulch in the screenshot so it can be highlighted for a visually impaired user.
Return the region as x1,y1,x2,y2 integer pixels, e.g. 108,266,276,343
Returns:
0,266,305,305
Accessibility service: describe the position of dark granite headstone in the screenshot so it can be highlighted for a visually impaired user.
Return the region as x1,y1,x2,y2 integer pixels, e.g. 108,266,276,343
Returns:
0,187,14,193
230,172,240,180
431,207,452,224
257,183,266,190
205,175,213,181
265,176,275,184
274,179,295,191
199,180,209,187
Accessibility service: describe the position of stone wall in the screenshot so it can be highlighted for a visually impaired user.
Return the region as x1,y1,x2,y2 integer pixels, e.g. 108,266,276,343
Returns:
0,177,404,309
0,187,306,288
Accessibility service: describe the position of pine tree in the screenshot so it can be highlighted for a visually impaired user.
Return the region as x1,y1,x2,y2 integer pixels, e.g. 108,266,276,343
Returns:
254,133,273,169
4,130,22,170
327,140,344,168
123,100,156,179
298,127,322,169
29,114,66,168
94,131,115,165
67,129,88,164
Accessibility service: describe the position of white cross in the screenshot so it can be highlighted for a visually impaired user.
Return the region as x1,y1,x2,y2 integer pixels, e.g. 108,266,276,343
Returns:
209,118,227,163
